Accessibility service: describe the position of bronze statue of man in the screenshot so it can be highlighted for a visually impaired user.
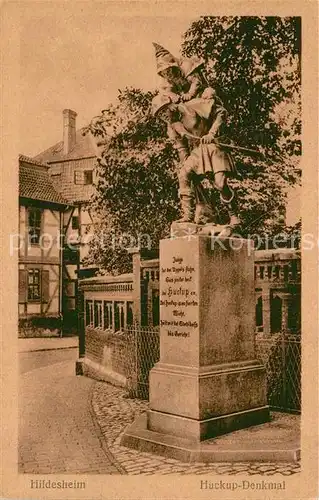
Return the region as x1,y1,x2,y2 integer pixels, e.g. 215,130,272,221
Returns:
152,43,241,231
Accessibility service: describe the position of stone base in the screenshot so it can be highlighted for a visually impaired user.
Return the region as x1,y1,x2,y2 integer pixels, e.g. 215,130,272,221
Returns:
149,360,269,439
148,406,269,443
121,412,300,463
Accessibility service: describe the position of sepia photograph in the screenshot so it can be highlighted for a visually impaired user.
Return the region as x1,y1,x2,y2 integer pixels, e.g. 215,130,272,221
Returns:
1,1,318,499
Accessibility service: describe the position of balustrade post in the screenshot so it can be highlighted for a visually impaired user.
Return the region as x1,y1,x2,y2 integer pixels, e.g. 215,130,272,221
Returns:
261,286,271,336
130,248,142,324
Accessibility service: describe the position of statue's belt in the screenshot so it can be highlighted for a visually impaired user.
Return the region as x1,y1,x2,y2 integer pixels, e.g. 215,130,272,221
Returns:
181,131,262,156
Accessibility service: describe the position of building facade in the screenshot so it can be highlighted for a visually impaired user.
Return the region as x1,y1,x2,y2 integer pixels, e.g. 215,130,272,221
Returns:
35,109,99,333
18,155,69,337
35,109,98,271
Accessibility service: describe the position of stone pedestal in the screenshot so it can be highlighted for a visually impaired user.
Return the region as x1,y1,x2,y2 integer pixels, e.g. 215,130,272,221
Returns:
121,235,270,460
148,235,269,441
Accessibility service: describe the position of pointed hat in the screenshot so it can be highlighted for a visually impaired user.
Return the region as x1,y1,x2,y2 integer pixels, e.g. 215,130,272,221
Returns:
153,42,179,75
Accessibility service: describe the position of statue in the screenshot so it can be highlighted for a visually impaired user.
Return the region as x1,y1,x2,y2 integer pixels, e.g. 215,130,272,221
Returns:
153,43,212,104
152,43,241,235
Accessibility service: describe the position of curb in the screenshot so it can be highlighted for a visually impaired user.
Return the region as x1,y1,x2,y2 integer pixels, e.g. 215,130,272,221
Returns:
89,381,127,475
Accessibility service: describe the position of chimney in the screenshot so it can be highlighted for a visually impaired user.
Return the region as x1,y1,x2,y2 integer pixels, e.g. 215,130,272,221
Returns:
63,109,77,155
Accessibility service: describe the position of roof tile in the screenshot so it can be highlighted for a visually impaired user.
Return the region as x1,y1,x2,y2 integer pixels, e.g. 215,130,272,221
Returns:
19,155,68,205
34,128,96,163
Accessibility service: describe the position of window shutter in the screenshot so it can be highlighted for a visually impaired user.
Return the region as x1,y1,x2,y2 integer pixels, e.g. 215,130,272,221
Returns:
41,270,50,303
74,171,84,185
18,269,27,303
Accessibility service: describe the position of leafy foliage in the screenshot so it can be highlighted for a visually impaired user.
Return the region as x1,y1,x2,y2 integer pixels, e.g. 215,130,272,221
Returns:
85,17,301,273
182,16,301,236
84,88,179,273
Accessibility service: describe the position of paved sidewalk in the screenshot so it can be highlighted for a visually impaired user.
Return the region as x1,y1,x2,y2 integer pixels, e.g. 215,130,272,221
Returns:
18,336,78,352
19,360,123,474
92,380,301,476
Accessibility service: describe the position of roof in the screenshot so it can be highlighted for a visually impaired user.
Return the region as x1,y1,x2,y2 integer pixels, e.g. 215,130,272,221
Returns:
19,155,69,206
34,128,96,164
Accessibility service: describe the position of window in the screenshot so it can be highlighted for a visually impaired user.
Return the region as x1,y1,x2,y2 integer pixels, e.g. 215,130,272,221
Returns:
72,216,79,229
103,301,113,330
94,301,103,328
74,170,93,185
19,268,49,303
85,300,94,327
28,269,41,301
28,208,42,245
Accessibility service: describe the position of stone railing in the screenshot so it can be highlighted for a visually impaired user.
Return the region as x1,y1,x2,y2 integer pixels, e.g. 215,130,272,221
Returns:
79,247,301,336
79,273,135,333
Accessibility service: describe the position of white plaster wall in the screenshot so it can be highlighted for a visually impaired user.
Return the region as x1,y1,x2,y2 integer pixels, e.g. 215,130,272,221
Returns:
43,263,60,314
42,209,61,259
80,208,94,262
19,206,26,257
27,303,41,314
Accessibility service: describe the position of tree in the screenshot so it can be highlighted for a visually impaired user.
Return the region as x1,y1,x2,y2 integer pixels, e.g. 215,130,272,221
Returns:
85,17,301,274
182,16,301,236
83,88,179,274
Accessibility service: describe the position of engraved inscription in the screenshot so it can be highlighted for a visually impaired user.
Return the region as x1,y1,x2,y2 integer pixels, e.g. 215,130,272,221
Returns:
160,255,198,338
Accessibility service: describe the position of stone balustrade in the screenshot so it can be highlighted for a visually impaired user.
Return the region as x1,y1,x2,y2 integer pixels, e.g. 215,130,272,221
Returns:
79,248,300,337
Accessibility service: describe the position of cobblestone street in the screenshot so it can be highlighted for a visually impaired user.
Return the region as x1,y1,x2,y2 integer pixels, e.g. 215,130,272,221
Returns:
92,380,301,476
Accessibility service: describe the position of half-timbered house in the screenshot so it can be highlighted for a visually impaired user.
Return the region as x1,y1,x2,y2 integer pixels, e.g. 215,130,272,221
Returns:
18,155,69,336
34,110,99,332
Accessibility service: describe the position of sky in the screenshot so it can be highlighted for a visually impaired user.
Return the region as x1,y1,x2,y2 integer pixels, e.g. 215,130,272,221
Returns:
16,2,300,224
18,3,195,156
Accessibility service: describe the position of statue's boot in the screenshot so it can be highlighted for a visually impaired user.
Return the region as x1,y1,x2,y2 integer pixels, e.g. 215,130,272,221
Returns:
175,192,195,223
220,188,241,229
